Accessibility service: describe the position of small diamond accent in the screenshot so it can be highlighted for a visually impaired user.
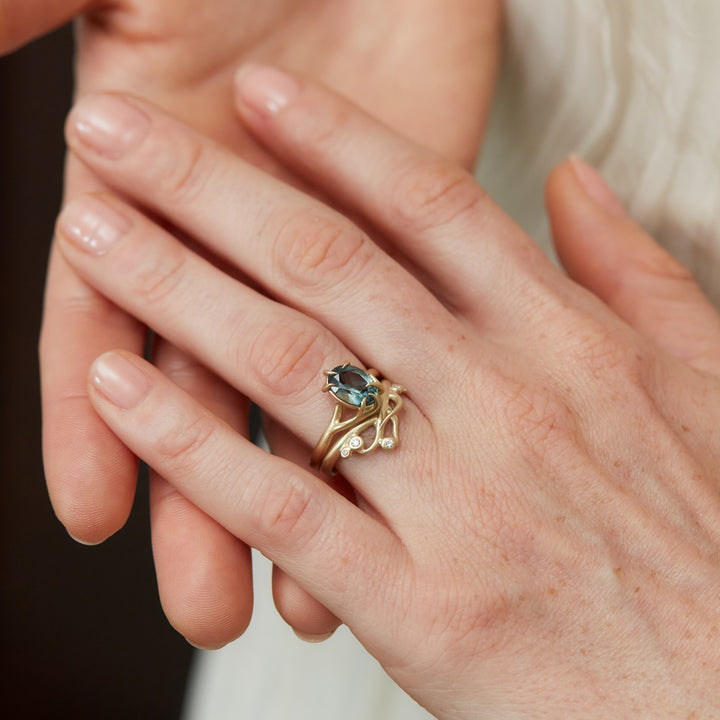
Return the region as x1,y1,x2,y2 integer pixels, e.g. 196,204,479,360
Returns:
381,438,396,450
349,437,363,450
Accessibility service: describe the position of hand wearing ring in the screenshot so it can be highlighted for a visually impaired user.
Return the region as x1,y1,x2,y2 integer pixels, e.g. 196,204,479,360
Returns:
57,66,720,718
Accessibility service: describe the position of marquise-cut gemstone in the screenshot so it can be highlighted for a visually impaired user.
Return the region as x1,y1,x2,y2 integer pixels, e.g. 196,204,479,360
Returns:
328,365,378,407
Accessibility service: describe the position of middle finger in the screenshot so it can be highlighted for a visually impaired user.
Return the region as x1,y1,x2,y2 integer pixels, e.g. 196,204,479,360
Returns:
63,93,462,391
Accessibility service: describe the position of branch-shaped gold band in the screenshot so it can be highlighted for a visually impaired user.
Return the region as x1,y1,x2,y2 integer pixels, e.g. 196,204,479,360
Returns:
311,364,405,475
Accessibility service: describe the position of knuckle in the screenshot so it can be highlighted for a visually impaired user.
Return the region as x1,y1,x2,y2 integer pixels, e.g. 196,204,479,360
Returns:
153,127,212,206
251,472,324,547
635,245,695,284
130,242,187,306
565,317,641,381
389,158,483,234
508,386,574,449
155,411,217,473
490,370,577,457
157,351,207,388
247,320,329,399
273,210,370,289
40,292,135,357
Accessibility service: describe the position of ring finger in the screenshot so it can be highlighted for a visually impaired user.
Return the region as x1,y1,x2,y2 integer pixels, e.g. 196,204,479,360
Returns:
55,194,432,506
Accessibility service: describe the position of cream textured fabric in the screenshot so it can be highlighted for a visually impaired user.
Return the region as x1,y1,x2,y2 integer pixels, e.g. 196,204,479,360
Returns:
479,0,720,305
183,2,720,718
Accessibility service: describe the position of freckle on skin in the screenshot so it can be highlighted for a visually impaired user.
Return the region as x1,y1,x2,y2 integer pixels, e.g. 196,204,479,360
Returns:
448,345,455,352
681,425,690,432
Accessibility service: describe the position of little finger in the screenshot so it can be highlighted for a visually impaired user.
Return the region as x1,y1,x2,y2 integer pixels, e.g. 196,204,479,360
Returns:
547,157,720,374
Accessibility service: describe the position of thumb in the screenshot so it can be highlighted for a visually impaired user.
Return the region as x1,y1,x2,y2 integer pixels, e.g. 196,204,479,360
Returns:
0,0,93,55
546,155,720,375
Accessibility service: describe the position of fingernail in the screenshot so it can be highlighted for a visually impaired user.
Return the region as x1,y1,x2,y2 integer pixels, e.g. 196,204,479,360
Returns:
69,94,150,159
293,629,336,644
569,154,626,218
91,353,152,410
235,64,300,116
57,196,131,256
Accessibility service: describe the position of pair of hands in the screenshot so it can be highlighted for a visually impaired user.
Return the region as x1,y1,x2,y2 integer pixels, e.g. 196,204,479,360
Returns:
6,2,720,716
52,63,720,719
2,0,500,645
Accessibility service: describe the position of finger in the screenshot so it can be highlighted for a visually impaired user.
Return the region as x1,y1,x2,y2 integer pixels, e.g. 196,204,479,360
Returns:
264,422,343,639
40,242,144,543
150,342,253,649
54,194,432,503
546,156,720,374
87,350,403,645
0,0,92,54
232,65,545,319
62,93,460,390
273,566,340,642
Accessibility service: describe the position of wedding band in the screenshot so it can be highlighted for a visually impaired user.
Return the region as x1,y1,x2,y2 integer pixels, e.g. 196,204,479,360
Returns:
310,363,405,475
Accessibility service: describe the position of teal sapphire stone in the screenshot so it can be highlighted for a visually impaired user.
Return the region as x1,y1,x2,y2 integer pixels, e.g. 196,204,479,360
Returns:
328,365,379,408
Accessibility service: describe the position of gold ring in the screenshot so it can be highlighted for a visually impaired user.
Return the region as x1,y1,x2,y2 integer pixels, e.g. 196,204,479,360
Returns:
310,363,405,475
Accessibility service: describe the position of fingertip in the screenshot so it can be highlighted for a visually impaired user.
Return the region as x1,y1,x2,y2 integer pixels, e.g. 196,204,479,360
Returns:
545,157,630,292
294,629,337,644
45,434,137,545
545,156,626,224
151,480,254,651
165,579,253,651
180,611,252,652
162,566,253,650
52,478,133,545
272,565,341,639
567,154,627,218
66,528,106,547
544,159,575,210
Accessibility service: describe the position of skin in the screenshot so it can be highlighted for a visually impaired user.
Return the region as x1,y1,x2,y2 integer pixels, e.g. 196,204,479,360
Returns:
0,0,502,646
50,68,720,717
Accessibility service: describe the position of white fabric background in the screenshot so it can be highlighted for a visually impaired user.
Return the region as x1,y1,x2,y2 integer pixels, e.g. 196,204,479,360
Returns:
182,552,433,720
184,2,720,718
479,0,720,306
